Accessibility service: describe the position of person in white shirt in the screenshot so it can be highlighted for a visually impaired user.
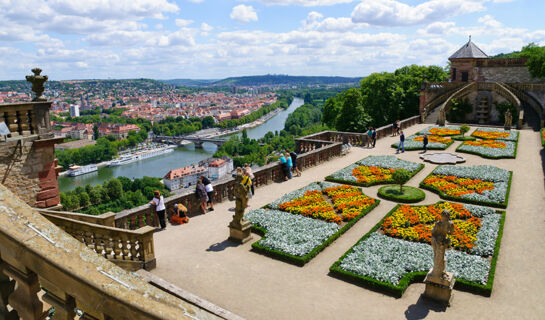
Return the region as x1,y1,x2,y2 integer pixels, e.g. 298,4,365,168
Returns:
149,190,166,230
201,175,214,211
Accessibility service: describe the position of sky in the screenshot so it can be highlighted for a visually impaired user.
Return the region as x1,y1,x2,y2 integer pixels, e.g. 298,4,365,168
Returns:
0,0,544,80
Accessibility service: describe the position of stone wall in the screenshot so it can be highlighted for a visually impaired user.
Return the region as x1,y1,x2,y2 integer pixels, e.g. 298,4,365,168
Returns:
480,66,538,83
0,136,63,208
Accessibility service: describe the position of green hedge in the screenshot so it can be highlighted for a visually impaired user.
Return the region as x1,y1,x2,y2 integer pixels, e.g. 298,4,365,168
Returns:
329,203,506,298
251,199,381,266
541,128,545,147
455,140,518,159
419,171,512,208
452,135,477,141
325,163,424,187
377,185,425,203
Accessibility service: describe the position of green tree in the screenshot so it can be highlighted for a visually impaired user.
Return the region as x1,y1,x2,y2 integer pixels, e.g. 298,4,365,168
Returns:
392,169,411,192
93,124,99,140
520,43,545,79
447,98,473,122
495,101,519,124
336,88,371,132
460,124,470,136
202,116,215,129
79,192,90,208
105,178,123,200
322,97,340,128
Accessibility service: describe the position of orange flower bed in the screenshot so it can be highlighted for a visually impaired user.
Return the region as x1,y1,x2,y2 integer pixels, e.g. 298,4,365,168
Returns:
352,166,395,184
381,202,481,251
421,174,494,198
412,135,452,144
429,128,461,136
323,185,376,221
472,130,510,140
278,190,341,224
463,140,506,149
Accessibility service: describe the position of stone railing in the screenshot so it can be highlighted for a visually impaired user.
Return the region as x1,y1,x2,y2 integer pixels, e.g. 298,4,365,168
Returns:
114,121,422,230
0,101,53,139
421,82,464,91
38,208,116,226
0,183,222,319
507,83,545,92
41,212,156,271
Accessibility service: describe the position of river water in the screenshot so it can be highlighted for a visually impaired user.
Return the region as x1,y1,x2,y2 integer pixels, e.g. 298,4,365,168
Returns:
58,98,304,192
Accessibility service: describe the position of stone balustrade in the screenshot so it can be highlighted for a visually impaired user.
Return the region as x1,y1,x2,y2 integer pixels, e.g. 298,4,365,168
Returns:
0,101,53,139
38,208,117,227
41,212,156,271
0,183,221,320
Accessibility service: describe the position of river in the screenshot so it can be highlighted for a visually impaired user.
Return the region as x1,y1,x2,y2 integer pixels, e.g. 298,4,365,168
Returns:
58,97,304,192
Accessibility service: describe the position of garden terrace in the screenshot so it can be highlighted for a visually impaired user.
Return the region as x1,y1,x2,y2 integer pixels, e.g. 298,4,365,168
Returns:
148,123,545,320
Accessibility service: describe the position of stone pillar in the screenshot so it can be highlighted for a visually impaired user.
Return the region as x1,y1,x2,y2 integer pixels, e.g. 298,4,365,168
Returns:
34,137,64,208
3,266,47,320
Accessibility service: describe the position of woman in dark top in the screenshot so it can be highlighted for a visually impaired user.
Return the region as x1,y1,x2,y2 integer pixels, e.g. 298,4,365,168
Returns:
195,178,208,215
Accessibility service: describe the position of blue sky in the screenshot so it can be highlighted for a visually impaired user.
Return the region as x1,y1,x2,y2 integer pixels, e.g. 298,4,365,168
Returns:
0,0,543,80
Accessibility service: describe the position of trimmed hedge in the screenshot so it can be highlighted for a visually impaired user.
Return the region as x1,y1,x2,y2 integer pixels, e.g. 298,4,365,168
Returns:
419,171,513,208
251,199,381,266
452,135,477,141
329,203,506,298
325,163,424,188
377,185,425,203
455,140,518,159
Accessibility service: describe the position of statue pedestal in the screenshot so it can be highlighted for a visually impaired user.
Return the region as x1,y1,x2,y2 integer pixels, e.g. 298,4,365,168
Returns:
423,269,455,306
228,219,253,244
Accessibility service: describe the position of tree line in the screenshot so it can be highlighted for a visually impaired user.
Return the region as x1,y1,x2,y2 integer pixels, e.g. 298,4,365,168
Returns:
60,176,170,215
322,65,448,132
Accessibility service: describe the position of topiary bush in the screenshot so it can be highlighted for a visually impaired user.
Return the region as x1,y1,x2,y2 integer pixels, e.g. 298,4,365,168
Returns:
392,169,411,192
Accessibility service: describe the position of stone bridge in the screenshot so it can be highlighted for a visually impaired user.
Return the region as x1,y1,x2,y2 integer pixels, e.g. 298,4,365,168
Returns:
154,135,229,148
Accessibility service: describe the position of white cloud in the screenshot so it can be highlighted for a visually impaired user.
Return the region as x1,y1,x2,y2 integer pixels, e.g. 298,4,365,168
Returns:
418,21,456,35
351,0,486,26
230,5,258,23
245,0,358,6
175,19,194,27
200,23,214,36
47,0,179,20
302,11,367,32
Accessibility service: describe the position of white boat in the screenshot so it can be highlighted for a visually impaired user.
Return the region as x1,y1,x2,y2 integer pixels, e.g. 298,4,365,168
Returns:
68,164,98,177
108,147,174,167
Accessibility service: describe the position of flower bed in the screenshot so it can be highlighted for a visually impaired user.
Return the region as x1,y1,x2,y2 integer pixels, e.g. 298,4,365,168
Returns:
456,139,517,159
420,165,512,208
417,125,461,136
247,182,380,265
330,202,505,297
471,128,519,141
391,135,453,151
326,156,424,187
541,128,545,147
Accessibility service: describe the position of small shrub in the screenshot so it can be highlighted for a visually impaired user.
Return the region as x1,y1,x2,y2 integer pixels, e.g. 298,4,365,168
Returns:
460,124,470,136
392,169,411,192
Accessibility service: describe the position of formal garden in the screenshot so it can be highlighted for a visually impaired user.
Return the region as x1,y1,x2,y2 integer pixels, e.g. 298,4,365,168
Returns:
243,128,516,298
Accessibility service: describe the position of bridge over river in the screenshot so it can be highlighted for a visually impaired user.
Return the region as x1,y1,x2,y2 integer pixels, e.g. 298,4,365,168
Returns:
154,135,228,148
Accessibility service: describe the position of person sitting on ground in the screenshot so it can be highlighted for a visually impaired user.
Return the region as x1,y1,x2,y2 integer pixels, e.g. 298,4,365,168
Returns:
201,175,214,211
171,203,189,225
288,149,301,177
195,178,208,215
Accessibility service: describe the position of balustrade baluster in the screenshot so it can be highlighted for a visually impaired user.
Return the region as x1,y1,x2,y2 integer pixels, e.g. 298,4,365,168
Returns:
16,110,30,135
0,260,18,320
2,265,47,320
95,234,105,257
122,241,132,260
40,278,76,320
4,111,18,137
113,239,123,260
130,240,139,261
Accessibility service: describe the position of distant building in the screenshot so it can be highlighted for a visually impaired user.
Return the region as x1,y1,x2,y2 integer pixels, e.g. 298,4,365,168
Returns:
98,123,140,139
208,158,234,180
163,165,208,191
55,139,97,151
69,104,80,117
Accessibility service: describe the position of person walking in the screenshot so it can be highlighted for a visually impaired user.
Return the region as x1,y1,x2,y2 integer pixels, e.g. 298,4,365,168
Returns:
288,149,301,177
392,121,398,136
201,175,214,211
423,134,429,153
285,152,293,179
149,190,166,230
367,128,373,148
195,178,208,215
244,163,255,195
279,154,288,181
396,130,405,153
372,127,377,148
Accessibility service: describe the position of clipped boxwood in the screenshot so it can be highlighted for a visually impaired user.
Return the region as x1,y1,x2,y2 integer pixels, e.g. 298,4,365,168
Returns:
419,171,513,208
250,199,381,266
452,135,477,141
377,185,425,203
329,203,506,298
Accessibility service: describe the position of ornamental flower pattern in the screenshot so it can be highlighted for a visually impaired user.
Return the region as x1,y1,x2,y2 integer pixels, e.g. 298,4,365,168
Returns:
391,134,453,150
457,139,517,158
418,125,462,136
471,127,519,141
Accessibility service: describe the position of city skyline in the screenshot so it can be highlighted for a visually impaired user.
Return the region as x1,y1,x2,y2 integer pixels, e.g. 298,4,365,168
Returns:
1,0,544,80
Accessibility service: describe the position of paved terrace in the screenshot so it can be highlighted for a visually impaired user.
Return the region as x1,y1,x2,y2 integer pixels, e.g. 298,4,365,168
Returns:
150,124,545,320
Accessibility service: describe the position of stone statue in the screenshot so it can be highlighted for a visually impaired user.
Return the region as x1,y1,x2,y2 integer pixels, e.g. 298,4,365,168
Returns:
504,109,512,130
423,209,456,305
228,173,252,243
25,68,48,101
437,107,446,126
430,209,454,279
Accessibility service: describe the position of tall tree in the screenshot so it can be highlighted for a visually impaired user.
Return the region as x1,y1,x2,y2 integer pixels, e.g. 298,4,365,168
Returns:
322,97,341,128
336,88,371,133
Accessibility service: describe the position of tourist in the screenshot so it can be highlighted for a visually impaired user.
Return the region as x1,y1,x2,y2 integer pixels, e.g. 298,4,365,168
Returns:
171,203,189,225
396,120,401,135
149,190,166,230
285,152,293,179
195,178,208,215
288,149,301,177
372,127,377,148
201,175,214,211
244,163,255,195
392,120,398,136
367,128,373,147
279,154,288,181
396,130,405,153
423,134,429,153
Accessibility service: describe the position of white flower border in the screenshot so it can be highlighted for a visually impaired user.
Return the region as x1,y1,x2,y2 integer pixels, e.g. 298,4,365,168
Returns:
457,140,516,158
